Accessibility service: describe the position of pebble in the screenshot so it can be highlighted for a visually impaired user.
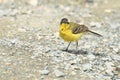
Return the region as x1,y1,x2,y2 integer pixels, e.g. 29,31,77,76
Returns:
115,79,120,80
90,21,102,28
113,48,119,53
116,65,120,72
87,54,95,60
70,71,76,75
70,60,77,65
111,55,120,61
104,9,112,13
52,57,63,62
79,74,94,80
27,0,38,6
0,10,7,16
86,0,94,3
40,76,44,79
105,62,115,75
109,22,120,29
41,70,49,75
83,63,92,70
54,69,65,77
102,57,112,61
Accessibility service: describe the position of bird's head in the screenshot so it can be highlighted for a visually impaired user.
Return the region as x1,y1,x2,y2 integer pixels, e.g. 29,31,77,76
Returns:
60,18,69,24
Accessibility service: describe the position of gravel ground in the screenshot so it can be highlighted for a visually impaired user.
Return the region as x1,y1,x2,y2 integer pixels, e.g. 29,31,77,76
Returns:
0,0,120,80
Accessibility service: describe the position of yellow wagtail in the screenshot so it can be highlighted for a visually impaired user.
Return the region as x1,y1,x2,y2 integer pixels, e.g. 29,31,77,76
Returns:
59,18,102,51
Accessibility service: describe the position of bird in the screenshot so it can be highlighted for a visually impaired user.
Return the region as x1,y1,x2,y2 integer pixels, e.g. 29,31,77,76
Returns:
59,18,102,51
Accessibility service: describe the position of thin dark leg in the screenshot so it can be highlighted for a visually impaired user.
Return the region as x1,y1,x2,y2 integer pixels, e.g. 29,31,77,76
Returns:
76,41,78,50
65,42,71,51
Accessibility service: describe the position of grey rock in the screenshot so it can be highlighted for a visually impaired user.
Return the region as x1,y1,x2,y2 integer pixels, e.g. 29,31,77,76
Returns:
86,0,94,3
90,21,102,28
105,62,114,75
40,76,44,79
11,38,18,44
44,66,48,70
52,57,61,62
41,70,49,75
16,51,23,55
88,54,95,60
9,9,18,16
111,55,120,61
0,10,9,16
27,0,38,6
54,69,65,77
83,63,92,70
78,74,95,80
109,22,120,29
116,65,120,72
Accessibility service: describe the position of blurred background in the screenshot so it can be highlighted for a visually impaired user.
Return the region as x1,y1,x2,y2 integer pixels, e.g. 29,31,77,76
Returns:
0,0,120,37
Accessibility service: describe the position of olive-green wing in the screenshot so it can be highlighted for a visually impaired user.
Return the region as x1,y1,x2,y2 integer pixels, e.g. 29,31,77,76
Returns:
69,22,102,37
69,22,88,34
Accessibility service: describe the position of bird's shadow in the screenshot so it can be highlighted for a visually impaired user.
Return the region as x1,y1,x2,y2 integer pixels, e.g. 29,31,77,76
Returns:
61,49,106,57
61,49,88,55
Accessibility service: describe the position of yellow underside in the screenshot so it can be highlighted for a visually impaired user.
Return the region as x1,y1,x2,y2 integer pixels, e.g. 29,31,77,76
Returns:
59,24,84,42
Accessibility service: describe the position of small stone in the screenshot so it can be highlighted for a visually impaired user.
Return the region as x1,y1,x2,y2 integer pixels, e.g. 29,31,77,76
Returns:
28,0,38,6
83,63,92,70
113,48,119,53
109,22,119,29
86,0,94,3
40,76,44,79
115,79,120,80
102,57,112,61
70,60,77,65
105,62,115,75
104,9,112,13
53,79,59,80
17,52,23,55
73,66,80,70
103,39,109,42
52,57,62,62
54,69,65,77
70,71,76,75
118,73,120,77
88,54,95,60
41,70,49,75
9,9,18,16
44,66,48,70
103,76,112,80
79,74,94,80
111,55,120,61
116,65,120,72
90,21,102,28
64,6,70,11
11,39,19,44
18,28,26,32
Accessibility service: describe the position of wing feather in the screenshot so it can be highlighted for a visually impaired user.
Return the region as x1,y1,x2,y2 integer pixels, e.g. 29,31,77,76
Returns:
69,22,88,34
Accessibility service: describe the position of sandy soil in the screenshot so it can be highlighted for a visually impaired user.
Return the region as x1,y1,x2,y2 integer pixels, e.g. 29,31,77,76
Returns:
0,0,120,80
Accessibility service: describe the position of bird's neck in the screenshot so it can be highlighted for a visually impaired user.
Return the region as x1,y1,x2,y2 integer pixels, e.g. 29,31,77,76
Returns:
60,23,69,29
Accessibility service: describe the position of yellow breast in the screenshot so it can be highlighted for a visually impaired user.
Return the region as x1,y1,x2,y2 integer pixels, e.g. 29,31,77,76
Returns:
59,24,83,42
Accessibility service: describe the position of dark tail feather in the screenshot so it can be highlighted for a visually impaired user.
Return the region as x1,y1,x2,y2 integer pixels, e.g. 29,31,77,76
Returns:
88,30,103,37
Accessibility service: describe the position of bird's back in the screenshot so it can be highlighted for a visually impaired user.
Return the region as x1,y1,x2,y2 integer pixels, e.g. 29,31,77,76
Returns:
69,22,89,34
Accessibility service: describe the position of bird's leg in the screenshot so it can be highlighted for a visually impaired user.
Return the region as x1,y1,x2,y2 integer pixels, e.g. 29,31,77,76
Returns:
76,41,78,50
65,42,71,51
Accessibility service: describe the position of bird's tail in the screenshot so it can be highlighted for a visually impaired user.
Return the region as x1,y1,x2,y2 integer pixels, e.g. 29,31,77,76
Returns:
88,30,103,37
